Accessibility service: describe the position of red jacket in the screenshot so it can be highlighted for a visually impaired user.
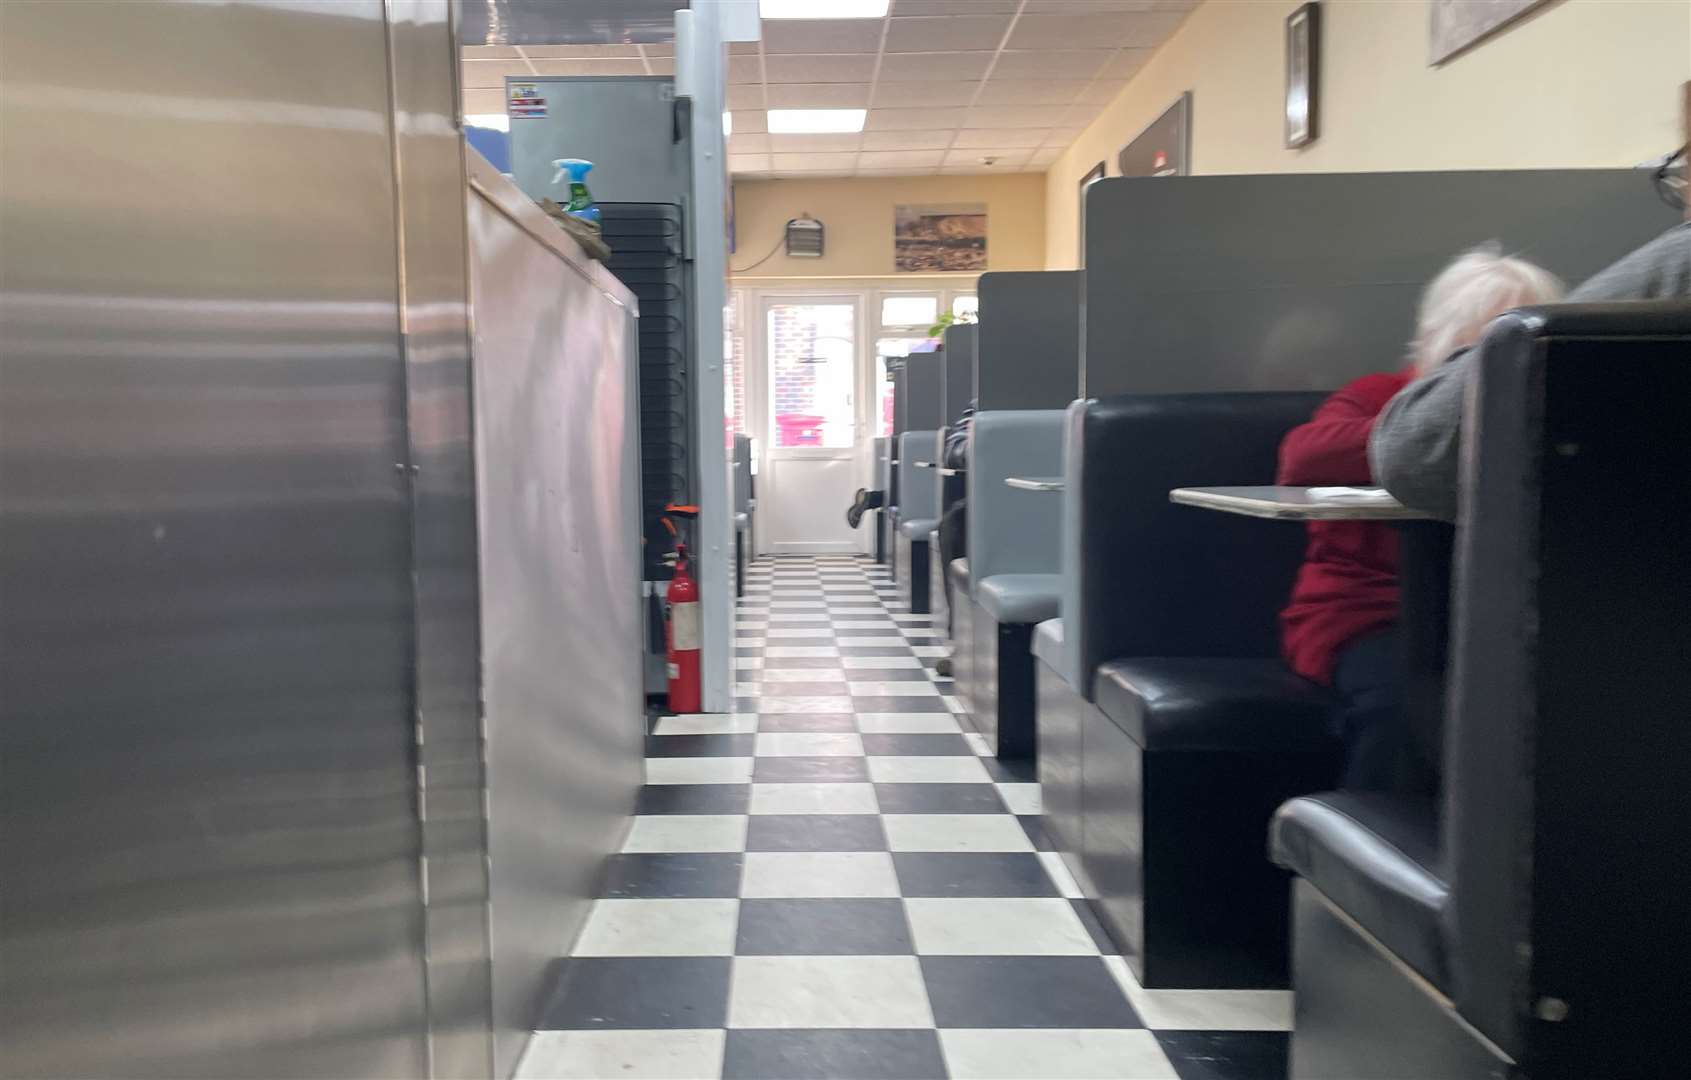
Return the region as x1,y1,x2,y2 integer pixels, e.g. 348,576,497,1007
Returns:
1278,371,1411,684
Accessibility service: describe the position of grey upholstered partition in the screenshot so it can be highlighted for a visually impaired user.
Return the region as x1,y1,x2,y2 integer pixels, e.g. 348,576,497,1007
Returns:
1082,170,1681,396
941,322,977,424
897,430,942,529
967,411,1067,587
902,352,946,432
977,271,1082,410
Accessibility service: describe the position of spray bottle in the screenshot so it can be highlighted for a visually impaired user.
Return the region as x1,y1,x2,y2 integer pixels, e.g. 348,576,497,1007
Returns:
551,158,601,226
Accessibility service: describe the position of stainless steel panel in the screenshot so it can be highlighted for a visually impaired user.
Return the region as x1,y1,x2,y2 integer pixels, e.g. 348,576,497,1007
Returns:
0,2,429,1076
465,159,644,1078
461,0,686,46
387,4,497,1077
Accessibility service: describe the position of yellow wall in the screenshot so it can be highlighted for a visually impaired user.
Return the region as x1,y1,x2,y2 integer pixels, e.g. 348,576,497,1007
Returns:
732,173,1046,282
1046,0,1691,268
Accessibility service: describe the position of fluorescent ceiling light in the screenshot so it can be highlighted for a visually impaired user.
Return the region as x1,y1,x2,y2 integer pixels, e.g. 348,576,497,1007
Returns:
723,111,733,137
464,113,510,133
767,108,866,134
760,0,889,17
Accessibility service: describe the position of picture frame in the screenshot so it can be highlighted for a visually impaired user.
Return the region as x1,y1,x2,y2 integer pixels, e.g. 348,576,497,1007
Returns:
1078,161,1106,266
1118,92,1191,178
1285,2,1320,149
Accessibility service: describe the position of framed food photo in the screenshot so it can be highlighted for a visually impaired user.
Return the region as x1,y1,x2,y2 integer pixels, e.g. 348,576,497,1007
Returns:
1285,2,1320,149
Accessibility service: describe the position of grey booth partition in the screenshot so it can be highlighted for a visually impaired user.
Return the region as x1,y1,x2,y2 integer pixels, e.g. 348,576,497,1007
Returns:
941,323,977,424
976,271,1082,410
1081,170,1681,397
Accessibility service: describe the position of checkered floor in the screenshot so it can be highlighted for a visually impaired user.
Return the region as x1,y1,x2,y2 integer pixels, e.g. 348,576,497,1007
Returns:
518,555,1291,1079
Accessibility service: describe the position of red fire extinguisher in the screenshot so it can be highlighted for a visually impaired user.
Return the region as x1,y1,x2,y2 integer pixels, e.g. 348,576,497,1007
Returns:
662,509,702,714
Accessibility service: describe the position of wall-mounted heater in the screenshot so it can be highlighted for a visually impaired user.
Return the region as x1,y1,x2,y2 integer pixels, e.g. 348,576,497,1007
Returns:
785,215,824,257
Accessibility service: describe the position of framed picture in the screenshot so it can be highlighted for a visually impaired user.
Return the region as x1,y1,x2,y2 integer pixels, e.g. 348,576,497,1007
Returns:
1118,92,1191,178
1078,161,1106,266
1285,2,1320,149
894,204,987,273
1429,0,1549,65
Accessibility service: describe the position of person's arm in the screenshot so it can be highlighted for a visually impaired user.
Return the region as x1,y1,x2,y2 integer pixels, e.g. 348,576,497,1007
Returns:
1368,352,1469,521
1277,384,1386,486
942,403,974,469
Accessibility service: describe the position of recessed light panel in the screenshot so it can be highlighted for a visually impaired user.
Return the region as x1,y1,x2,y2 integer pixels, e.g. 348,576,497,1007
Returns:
767,108,867,134
760,0,889,18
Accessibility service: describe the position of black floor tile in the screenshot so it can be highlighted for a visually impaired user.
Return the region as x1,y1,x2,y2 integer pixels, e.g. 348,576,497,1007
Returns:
539,956,730,1030
722,1030,947,1080
745,814,888,851
874,783,1007,814
982,756,1039,783
834,626,901,636
753,756,872,783
861,733,974,756
892,852,1061,898
755,713,858,732
736,647,762,657
645,732,756,758
920,956,1142,1029
835,646,918,658
734,898,913,955
1155,1031,1291,1080
600,853,745,898
635,783,751,815
840,668,931,681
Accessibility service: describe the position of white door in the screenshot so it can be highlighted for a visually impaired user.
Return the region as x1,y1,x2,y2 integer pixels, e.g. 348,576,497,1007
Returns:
757,295,866,555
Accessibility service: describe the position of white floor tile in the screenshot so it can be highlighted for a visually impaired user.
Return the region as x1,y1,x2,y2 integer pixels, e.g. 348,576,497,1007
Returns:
768,613,833,622
866,755,992,784
905,898,1098,955
515,1030,726,1080
621,815,749,854
855,713,962,733
758,667,847,683
734,656,765,670
753,731,865,757
764,627,837,638
728,956,934,1029
749,782,879,815
882,814,1034,852
571,898,739,957
764,646,841,658
1038,852,1086,899
996,783,1041,815
756,695,856,714
911,645,949,657
849,681,941,697
944,694,967,715
833,620,897,629
740,851,900,898
736,637,767,648
841,655,923,670
734,683,762,697
939,1030,1178,1080
1102,955,1295,1030
652,713,758,735
645,757,754,785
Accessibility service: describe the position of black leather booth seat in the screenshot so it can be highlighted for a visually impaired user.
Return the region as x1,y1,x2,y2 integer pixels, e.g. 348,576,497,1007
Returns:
1094,658,1330,752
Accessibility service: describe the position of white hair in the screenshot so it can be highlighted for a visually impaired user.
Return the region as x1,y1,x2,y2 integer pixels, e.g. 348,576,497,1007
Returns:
1410,243,1565,375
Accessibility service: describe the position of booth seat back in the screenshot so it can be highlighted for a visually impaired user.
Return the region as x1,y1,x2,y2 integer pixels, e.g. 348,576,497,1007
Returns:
896,430,941,524
732,434,752,519
873,437,891,496
1443,303,1691,1076
1057,392,1326,695
966,410,1066,590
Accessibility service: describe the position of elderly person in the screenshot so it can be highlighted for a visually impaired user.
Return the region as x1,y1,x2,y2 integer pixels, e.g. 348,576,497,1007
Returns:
1370,222,1691,519
1280,245,1563,792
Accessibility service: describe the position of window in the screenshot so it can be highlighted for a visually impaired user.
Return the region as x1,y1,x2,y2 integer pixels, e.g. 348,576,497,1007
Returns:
725,291,746,434
950,294,978,321
767,302,857,448
880,294,939,330
875,337,928,438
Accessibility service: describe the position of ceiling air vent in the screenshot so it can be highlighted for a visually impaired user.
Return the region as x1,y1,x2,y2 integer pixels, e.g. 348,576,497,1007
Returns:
785,215,824,258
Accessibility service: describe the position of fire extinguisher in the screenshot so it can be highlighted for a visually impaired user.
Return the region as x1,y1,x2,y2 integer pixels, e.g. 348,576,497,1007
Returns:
661,508,702,714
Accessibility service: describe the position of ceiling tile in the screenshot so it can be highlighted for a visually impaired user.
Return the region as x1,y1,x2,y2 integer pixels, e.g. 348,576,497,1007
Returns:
730,153,772,173
1043,126,1085,148
1063,101,1108,125
950,128,1051,149
734,110,769,134
529,58,649,76
641,43,675,58
1118,10,1192,46
943,148,1032,167
858,149,948,168
764,53,879,83
1077,81,1127,105
861,129,957,150
765,83,872,109
857,167,941,177
876,51,995,82
775,169,857,178
728,55,763,83
460,60,530,90
1009,13,1134,49
1102,47,1154,79
872,80,978,107
767,133,865,153
730,133,772,153
1022,0,1164,12
729,41,760,55
461,45,521,59
963,104,1069,129
893,0,1019,13
974,80,1091,106
726,84,765,110
989,49,1115,81
866,107,968,130
461,88,506,113
1028,147,1064,166
646,58,675,76
770,152,861,170
521,44,639,58
885,15,1012,53
762,19,885,54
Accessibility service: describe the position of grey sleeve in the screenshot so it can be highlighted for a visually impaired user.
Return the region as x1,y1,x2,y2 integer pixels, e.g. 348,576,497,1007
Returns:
1367,351,1470,521
1565,222,1691,303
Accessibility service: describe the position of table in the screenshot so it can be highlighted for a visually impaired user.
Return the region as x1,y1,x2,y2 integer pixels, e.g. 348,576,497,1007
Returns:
1006,476,1064,492
1170,485,1452,783
939,467,965,478
914,460,936,469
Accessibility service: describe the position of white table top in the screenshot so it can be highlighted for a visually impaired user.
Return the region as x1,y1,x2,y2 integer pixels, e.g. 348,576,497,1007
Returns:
1168,486,1436,521
1006,476,1064,492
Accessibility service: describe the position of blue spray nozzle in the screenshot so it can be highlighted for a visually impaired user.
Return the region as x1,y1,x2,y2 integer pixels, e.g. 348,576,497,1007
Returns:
552,158,594,186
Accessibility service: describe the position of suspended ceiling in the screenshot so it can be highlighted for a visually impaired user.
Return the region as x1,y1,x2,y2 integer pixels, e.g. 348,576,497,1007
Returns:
460,0,1200,178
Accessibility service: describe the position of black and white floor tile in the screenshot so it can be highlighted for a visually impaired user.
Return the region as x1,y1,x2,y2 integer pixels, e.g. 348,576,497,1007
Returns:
519,556,1291,1080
